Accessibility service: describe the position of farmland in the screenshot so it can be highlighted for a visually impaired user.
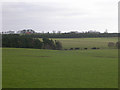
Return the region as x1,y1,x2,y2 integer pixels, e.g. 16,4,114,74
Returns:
39,37,118,49
2,38,118,88
52,37,118,49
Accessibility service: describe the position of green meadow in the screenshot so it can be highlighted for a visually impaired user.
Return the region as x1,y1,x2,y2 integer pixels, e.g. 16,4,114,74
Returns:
40,37,118,49
2,38,118,88
52,37,118,49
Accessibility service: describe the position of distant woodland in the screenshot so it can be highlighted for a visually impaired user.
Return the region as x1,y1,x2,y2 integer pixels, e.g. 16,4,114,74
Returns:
2,29,119,38
2,34,62,50
2,33,120,49
21,33,118,38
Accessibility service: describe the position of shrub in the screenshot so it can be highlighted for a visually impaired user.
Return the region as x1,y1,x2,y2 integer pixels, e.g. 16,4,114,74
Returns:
91,47,96,49
69,48,73,50
75,48,80,50
116,42,120,49
108,42,115,48
84,48,87,50
55,40,62,50
96,48,100,49
64,49,68,50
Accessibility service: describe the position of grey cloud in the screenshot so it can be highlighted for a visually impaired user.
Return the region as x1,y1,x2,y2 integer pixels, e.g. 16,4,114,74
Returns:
2,1,118,33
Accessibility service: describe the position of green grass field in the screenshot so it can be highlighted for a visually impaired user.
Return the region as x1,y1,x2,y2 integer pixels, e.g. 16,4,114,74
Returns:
2,38,118,88
52,37,118,49
40,37,118,49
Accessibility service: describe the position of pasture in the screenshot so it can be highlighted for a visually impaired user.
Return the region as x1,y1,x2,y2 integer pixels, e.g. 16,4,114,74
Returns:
52,37,118,49
2,37,118,88
40,37,118,49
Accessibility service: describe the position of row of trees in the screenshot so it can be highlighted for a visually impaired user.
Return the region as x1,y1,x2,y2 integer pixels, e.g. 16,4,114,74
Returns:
2,34,62,50
19,33,118,38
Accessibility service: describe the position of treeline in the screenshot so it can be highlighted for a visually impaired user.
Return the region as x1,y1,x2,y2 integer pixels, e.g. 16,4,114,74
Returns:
2,34,62,50
20,33,118,38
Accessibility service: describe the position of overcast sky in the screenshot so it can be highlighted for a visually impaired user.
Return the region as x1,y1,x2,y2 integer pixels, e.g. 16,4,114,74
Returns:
1,0,119,33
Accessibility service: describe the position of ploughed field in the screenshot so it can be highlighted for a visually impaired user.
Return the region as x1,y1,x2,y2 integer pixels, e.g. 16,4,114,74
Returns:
2,38,118,88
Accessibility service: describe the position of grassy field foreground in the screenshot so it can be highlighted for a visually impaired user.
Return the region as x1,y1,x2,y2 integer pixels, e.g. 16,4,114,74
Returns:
2,48,118,88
